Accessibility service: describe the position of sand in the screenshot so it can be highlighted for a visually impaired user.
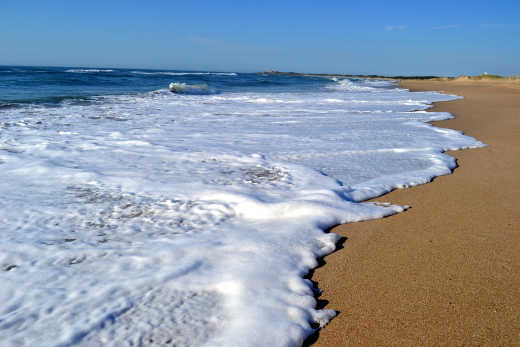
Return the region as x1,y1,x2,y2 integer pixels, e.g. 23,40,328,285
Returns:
308,80,520,346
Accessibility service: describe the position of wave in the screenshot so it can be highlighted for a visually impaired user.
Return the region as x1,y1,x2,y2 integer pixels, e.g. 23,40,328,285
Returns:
2,95,95,106
0,69,70,75
131,71,237,76
363,79,396,88
0,102,20,110
168,82,217,95
65,69,114,73
327,79,379,92
326,78,395,93
1,69,50,74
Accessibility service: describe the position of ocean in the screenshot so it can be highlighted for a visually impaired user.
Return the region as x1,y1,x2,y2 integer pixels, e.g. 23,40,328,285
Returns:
0,66,483,346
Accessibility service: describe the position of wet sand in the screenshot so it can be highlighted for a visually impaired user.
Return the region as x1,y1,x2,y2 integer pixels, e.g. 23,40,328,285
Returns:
310,80,520,346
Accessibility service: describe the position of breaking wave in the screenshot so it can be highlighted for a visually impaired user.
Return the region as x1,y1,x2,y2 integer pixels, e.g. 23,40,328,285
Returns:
66,69,115,73
327,78,394,92
168,82,217,95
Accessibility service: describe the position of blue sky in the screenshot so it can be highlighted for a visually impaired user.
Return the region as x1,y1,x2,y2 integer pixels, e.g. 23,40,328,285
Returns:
1,0,519,75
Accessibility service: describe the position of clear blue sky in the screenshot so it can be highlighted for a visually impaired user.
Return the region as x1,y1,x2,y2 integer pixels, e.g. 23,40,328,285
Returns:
1,0,519,75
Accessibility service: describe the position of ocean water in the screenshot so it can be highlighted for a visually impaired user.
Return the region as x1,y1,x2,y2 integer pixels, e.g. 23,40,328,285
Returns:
0,66,483,346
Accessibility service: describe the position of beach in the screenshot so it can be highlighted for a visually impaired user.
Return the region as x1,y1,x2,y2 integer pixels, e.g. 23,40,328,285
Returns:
5,69,480,345
311,79,520,345
2,68,515,345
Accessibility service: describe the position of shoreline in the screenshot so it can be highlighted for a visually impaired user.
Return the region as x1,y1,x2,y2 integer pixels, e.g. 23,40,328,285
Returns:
258,70,520,83
308,79,520,345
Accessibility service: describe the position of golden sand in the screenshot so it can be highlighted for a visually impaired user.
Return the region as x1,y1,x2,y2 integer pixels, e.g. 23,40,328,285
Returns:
309,80,520,346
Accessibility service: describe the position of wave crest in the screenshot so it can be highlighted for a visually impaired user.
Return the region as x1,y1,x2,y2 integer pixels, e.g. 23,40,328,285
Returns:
327,79,376,92
327,78,394,92
168,82,216,95
65,69,114,73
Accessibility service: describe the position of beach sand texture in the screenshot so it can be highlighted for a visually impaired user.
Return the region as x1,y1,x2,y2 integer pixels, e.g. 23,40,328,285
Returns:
310,80,520,346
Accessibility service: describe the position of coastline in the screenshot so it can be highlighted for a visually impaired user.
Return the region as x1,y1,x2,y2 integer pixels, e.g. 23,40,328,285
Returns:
258,70,437,80
258,70,520,83
309,80,520,345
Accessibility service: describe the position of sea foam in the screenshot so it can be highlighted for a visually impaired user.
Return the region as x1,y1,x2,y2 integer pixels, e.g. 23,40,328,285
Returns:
65,69,114,73
132,71,237,76
0,77,483,346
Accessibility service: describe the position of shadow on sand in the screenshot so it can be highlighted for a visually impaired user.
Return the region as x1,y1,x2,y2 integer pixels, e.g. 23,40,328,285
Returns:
302,234,347,346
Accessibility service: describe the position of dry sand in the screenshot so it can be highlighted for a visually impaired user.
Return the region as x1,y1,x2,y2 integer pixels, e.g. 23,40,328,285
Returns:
308,80,520,346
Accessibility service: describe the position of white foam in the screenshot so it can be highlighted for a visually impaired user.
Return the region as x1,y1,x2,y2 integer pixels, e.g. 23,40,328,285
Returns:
132,71,237,76
65,69,114,73
0,78,484,346
326,79,375,92
169,82,216,95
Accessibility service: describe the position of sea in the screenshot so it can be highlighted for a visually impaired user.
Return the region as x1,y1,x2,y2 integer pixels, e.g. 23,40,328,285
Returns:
0,66,484,346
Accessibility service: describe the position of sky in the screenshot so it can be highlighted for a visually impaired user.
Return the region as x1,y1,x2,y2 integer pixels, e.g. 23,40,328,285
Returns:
1,0,519,75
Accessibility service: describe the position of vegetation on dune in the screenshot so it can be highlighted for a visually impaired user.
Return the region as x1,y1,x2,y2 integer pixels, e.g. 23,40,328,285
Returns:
451,74,520,81
468,74,519,80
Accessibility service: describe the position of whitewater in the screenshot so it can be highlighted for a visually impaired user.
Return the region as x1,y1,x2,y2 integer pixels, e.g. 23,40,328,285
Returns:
0,69,483,346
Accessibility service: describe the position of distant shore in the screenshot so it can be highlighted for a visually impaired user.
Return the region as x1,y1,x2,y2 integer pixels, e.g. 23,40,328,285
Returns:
308,79,520,345
258,69,437,80
259,70,520,83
